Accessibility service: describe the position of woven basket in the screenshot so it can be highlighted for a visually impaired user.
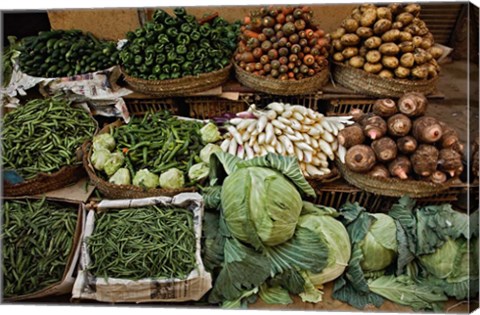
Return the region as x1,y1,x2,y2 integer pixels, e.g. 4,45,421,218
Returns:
336,159,452,198
332,62,439,98
3,164,86,197
82,123,196,199
121,64,232,97
234,62,329,96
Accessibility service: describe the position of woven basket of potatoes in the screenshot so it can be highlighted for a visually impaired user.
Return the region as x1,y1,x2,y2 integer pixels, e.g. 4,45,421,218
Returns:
330,3,444,98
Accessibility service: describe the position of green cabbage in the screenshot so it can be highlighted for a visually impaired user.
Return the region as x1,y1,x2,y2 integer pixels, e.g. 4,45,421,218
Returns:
221,166,302,247
109,168,131,185
91,148,111,171
104,152,125,176
133,169,159,189
159,168,185,189
93,133,116,152
299,204,351,286
200,122,222,144
188,163,209,182
359,213,398,272
200,143,222,164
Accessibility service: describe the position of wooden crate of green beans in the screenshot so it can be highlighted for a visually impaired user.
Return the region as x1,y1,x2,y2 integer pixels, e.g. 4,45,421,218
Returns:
72,193,212,303
2,197,83,301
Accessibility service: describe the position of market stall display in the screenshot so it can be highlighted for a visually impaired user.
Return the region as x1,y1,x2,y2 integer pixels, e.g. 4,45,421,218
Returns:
234,6,330,95
330,3,443,97
219,102,352,179
84,110,220,198
2,197,83,301
18,30,119,78
119,7,240,96
336,92,464,197
2,96,97,196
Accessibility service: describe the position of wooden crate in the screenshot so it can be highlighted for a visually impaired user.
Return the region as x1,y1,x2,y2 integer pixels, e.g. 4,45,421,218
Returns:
326,98,377,116
124,98,180,116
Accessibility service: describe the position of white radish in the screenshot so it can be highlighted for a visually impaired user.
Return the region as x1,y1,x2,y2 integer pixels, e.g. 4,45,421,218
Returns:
295,146,304,161
244,144,254,159
253,143,261,154
319,139,334,160
269,102,285,114
311,138,319,149
285,126,295,135
306,164,325,176
242,131,251,142
271,136,278,146
286,133,303,142
237,110,256,119
279,135,295,155
321,168,331,174
331,140,338,152
313,123,324,134
311,157,322,166
293,112,304,121
271,120,287,130
304,150,313,163
260,147,268,156
275,141,284,154
228,139,237,155
221,139,230,152
257,116,268,133
265,123,275,144
247,120,258,133
237,145,245,159
307,127,321,137
317,151,328,161
290,119,302,131
303,133,312,145
266,110,277,121
228,126,243,145
277,116,292,126
321,119,333,133
321,130,334,143
237,119,255,131
258,133,266,145
274,127,283,135
282,110,293,118
229,118,243,125
303,117,315,125
338,144,347,164
296,142,314,152
248,137,256,147
292,105,307,115
306,109,317,120
265,145,276,154
300,162,307,173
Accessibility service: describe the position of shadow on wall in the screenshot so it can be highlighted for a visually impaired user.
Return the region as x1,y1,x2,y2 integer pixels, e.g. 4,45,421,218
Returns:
2,11,51,47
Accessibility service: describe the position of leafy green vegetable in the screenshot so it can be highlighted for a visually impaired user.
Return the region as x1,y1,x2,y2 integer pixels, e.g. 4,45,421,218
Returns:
159,168,185,189
132,168,159,189
104,152,125,176
200,122,222,144
188,162,209,182
91,148,112,171
108,168,131,185
259,283,293,305
93,133,116,152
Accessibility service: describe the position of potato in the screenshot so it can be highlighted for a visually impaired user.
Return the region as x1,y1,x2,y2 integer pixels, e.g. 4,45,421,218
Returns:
382,55,399,69
405,24,421,36
342,18,359,33
424,52,433,62
351,8,362,21
397,12,415,25
342,47,359,58
388,3,403,15
359,46,368,57
428,46,444,59
376,7,392,20
399,31,413,42
373,19,392,34
392,21,403,29
394,66,411,79
360,4,377,13
381,29,401,42
412,36,423,48
349,56,365,68
426,63,438,78
399,41,415,53
332,39,343,51
333,52,345,62
414,48,428,64
361,10,378,27
411,65,429,79
420,37,434,50
379,43,400,56
364,36,382,49
356,26,374,38
331,28,346,40
341,34,361,46
423,32,434,41
379,69,394,79
430,58,440,71
364,62,383,74
418,27,429,36
400,53,415,68
404,4,421,17
366,50,382,63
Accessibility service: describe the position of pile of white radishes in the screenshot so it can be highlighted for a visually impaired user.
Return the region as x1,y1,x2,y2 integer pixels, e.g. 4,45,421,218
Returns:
220,102,352,177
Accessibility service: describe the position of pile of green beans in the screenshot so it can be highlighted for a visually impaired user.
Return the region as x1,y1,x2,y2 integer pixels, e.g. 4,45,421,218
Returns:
87,205,197,280
2,198,78,297
111,110,203,178
2,96,96,180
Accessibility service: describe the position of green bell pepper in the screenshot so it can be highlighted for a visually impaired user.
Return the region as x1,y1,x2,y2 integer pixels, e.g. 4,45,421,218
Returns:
157,34,170,44
166,27,179,38
176,33,190,45
148,74,158,80
159,73,170,80
185,51,196,61
154,43,164,53
153,64,162,75
190,31,201,42
167,51,177,62
173,7,186,18
134,55,143,65
171,63,181,73
176,44,187,55
139,64,149,74
154,23,165,33
180,23,192,34
176,55,185,64
156,53,166,64
164,16,177,26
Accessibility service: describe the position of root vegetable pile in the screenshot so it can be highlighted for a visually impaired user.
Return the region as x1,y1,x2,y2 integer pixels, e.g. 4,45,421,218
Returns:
330,3,443,80
339,92,464,183
220,102,352,177
235,6,329,80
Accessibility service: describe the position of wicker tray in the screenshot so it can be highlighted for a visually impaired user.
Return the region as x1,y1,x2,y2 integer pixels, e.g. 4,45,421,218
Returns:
336,159,452,198
332,62,439,98
234,62,329,96
82,123,196,199
121,64,232,97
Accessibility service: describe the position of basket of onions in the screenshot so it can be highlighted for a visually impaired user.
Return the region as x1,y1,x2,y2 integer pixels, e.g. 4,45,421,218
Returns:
233,6,330,96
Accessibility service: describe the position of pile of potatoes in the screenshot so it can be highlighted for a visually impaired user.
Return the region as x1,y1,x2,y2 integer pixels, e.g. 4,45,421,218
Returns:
330,3,444,80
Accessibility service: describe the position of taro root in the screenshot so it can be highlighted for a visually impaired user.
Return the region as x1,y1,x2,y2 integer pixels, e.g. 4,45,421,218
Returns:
371,137,397,162
388,155,412,179
412,116,443,143
372,98,398,118
348,108,365,122
438,121,461,149
397,136,418,154
398,92,428,117
387,113,412,137
359,114,387,140
345,144,377,173
438,148,463,178
367,164,390,178
338,124,365,149
410,144,439,177
427,170,448,184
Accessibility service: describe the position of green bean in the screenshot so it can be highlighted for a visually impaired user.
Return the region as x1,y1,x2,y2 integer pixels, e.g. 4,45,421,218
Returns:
2,198,78,298
87,205,196,280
